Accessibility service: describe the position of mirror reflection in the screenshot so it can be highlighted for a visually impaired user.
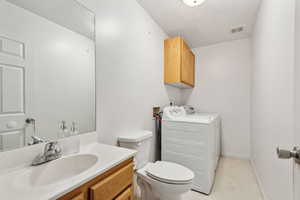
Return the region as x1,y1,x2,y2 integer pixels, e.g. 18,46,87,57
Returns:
0,0,96,151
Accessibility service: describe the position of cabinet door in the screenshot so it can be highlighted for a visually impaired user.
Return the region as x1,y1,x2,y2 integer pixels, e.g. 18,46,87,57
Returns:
164,37,182,84
90,163,134,200
71,193,85,200
181,39,195,87
58,192,85,200
115,187,133,200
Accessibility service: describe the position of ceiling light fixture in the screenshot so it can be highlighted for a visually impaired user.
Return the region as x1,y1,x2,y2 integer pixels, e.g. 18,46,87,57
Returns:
182,0,206,7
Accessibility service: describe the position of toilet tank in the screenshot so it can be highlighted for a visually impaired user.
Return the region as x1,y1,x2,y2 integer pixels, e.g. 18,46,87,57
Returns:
118,131,152,169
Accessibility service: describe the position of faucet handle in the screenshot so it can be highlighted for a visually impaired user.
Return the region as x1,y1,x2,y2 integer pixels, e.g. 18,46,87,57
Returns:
45,141,57,148
32,141,62,166
44,141,61,155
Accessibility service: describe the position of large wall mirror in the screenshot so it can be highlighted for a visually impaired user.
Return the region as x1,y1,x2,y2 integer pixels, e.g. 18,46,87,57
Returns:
0,0,96,152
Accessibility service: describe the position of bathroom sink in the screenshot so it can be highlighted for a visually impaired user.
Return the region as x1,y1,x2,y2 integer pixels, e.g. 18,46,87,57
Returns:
25,154,98,186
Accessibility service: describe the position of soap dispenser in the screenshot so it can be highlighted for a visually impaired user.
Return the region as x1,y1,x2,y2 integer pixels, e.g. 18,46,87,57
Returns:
59,120,69,138
70,122,79,136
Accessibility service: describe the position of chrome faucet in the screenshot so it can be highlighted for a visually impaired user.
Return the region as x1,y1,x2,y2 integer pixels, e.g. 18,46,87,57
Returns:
31,141,62,166
28,136,45,145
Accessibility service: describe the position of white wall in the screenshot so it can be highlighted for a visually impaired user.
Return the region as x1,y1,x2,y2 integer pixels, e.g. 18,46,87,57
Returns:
79,0,181,161
181,39,252,159
251,0,295,200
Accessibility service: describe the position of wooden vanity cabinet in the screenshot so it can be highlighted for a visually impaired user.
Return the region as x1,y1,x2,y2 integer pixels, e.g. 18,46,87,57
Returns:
69,193,85,200
164,36,195,88
58,158,134,200
115,186,133,200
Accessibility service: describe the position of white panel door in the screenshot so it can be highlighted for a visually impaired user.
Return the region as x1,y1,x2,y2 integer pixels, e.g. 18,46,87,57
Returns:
295,1,300,199
0,34,29,150
294,136,300,200
2,65,24,113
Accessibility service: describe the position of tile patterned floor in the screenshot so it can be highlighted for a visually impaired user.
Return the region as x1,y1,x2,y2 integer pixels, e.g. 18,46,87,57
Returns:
183,157,264,200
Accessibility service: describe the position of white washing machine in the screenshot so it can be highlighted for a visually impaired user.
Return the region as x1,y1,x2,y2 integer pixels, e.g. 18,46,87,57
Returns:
161,106,221,194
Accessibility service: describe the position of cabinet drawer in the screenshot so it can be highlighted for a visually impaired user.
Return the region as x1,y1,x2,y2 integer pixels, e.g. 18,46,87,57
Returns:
90,163,134,200
114,186,133,200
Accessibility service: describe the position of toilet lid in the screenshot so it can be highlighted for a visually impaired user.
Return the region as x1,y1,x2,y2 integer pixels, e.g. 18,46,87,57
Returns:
145,161,194,184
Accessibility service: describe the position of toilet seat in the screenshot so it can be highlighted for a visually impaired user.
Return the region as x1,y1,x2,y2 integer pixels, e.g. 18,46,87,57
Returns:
145,161,194,185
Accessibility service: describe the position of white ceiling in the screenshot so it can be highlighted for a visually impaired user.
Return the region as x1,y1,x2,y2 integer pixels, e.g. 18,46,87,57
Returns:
137,0,261,48
7,0,95,40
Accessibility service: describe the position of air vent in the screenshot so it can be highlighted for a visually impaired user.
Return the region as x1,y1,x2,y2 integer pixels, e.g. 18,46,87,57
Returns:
231,26,244,34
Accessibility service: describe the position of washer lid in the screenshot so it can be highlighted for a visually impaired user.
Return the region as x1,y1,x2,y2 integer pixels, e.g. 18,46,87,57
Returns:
162,109,219,124
145,161,194,184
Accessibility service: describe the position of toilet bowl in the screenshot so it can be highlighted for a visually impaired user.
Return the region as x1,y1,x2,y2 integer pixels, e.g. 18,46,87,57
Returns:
118,131,194,200
137,161,194,200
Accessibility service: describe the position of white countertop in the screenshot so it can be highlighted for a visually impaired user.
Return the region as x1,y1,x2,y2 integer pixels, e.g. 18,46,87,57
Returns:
0,142,136,200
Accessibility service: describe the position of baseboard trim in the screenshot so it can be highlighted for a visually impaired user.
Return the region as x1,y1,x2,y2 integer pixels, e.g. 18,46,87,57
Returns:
250,159,270,200
222,153,250,160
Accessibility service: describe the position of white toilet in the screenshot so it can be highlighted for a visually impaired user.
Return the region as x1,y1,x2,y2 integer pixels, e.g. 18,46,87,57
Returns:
118,131,194,200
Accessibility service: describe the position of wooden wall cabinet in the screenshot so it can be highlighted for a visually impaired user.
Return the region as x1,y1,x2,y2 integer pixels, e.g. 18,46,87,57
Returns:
164,36,195,88
58,158,134,200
